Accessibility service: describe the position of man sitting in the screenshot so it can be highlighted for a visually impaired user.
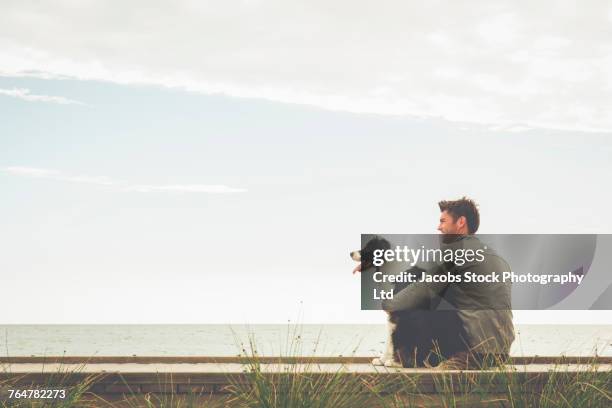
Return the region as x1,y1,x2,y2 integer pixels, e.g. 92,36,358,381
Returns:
382,197,515,369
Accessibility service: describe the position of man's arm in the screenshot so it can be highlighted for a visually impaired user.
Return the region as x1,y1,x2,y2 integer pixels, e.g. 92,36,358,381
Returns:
381,264,450,312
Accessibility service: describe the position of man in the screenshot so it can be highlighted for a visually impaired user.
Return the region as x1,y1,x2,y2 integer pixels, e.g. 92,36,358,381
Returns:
381,197,514,369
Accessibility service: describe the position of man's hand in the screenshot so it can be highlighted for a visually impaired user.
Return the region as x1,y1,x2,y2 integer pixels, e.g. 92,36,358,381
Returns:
352,263,362,274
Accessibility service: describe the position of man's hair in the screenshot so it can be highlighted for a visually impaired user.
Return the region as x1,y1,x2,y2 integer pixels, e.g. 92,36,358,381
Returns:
438,197,480,234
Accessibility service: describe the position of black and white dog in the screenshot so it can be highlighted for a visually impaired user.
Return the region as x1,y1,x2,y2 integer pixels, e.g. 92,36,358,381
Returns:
351,236,403,367
351,236,465,368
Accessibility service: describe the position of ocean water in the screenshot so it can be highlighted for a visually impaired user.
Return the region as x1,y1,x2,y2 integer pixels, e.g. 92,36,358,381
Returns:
0,325,610,357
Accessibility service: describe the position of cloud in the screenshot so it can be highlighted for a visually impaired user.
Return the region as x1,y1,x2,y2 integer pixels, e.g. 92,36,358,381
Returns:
0,1,611,132
3,166,246,193
4,166,114,185
0,87,84,105
126,185,247,193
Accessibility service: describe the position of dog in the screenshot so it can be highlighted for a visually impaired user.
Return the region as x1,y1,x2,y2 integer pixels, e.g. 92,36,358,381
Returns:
351,236,467,368
351,236,403,367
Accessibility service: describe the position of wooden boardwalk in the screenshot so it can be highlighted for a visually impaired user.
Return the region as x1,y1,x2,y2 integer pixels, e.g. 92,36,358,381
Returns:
1,357,610,407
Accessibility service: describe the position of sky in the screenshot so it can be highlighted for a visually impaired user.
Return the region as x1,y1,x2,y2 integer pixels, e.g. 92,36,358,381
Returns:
1,0,611,324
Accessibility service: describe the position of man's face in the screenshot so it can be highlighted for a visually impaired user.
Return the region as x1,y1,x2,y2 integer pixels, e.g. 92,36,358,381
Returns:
438,210,463,235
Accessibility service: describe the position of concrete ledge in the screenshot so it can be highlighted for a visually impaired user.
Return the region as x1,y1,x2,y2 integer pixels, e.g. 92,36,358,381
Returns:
1,355,610,364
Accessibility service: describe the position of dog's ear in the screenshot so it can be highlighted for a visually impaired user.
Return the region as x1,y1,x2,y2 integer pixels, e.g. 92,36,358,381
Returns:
369,235,391,251
379,237,391,250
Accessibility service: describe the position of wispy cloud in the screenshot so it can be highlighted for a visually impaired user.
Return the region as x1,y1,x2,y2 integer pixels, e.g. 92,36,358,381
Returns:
4,166,114,185
3,166,247,193
0,87,84,105
1,1,611,132
126,184,247,193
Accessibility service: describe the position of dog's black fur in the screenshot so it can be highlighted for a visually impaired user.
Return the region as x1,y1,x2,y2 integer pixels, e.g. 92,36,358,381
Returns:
355,236,468,367
351,235,391,269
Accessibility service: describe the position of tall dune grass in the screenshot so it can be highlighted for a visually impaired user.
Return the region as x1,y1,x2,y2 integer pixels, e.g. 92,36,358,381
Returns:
223,325,378,408
0,360,102,407
226,327,611,408
0,326,609,407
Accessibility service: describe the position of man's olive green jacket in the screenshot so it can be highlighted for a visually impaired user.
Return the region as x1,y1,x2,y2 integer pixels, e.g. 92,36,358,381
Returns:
382,235,515,355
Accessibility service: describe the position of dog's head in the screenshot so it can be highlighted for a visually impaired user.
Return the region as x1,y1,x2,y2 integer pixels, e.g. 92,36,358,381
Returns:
350,236,391,270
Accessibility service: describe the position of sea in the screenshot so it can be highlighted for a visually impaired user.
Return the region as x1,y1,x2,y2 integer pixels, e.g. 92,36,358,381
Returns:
0,325,610,357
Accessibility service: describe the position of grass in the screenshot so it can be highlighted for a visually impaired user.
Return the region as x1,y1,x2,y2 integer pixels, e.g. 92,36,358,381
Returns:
0,358,103,407
223,325,377,408
0,326,610,407
223,327,611,408
372,352,611,408
512,358,611,407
